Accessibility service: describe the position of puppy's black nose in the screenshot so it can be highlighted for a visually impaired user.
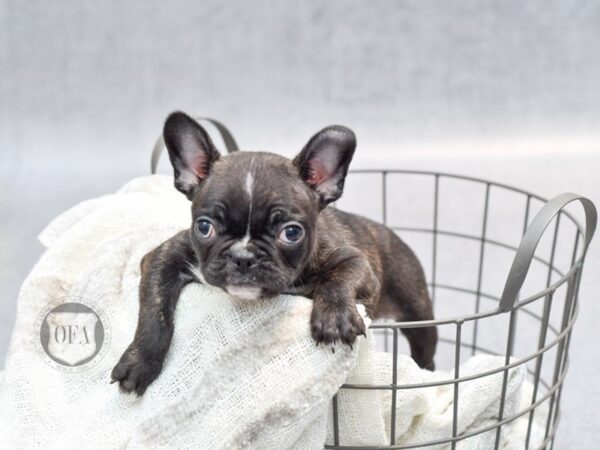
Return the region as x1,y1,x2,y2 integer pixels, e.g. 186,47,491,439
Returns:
231,254,257,273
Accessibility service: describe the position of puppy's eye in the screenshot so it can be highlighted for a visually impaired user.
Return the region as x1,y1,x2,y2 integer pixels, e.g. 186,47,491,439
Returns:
195,218,216,240
278,222,304,244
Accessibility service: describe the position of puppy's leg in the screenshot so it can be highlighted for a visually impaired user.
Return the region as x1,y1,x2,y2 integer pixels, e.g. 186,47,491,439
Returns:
310,247,378,346
397,286,437,371
111,230,196,395
376,282,438,370
380,280,437,370
378,232,437,370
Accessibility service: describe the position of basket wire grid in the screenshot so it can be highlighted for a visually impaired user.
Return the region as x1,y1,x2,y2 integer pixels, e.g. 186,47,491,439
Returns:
328,169,596,450
150,119,597,450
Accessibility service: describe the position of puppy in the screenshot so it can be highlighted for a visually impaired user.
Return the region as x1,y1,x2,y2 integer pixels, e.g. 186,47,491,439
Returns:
112,112,437,395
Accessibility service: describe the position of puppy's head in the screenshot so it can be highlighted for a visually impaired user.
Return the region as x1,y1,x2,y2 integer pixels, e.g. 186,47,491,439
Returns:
163,112,356,300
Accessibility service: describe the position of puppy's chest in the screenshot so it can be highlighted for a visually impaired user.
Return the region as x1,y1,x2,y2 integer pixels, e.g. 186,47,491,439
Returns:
283,280,317,297
282,256,332,297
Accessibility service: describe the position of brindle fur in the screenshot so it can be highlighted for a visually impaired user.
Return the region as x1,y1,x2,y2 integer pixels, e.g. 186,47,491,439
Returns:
112,113,437,395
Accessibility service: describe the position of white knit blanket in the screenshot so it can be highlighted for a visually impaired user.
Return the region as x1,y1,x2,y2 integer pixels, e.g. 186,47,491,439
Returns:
0,176,545,449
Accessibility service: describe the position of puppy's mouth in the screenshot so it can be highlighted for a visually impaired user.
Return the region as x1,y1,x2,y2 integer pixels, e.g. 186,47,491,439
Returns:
203,263,290,300
225,284,262,301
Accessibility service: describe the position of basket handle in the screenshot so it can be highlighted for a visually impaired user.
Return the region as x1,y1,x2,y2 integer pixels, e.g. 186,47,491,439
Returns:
150,116,239,174
499,193,597,312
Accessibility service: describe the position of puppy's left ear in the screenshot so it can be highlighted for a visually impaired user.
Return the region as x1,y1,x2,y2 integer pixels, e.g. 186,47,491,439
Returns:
294,125,356,206
163,111,221,200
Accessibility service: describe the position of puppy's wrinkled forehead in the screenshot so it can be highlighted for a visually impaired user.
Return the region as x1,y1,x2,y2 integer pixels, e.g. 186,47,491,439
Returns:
192,152,316,226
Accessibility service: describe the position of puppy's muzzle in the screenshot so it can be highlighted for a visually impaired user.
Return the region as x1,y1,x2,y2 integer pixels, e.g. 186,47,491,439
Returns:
229,254,257,273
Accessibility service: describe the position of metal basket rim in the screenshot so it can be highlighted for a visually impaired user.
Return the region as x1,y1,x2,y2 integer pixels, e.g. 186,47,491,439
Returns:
348,168,584,232
346,168,587,327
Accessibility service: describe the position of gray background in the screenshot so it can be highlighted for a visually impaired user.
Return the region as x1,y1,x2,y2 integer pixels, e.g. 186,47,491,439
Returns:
1,1,599,447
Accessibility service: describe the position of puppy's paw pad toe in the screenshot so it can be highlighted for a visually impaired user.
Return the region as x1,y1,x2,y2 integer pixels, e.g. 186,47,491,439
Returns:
111,347,161,396
311,307,366,347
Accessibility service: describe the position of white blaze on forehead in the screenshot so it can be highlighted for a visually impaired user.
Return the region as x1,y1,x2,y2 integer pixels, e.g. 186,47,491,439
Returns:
245,170,254,196
231,158,256,255
244,164,255,231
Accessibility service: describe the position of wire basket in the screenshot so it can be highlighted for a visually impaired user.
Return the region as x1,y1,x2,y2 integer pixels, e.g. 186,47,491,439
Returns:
151,119,597,450
329,169,597,450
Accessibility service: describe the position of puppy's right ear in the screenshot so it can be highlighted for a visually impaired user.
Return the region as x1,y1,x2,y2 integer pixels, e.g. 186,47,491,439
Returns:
163,112,221,200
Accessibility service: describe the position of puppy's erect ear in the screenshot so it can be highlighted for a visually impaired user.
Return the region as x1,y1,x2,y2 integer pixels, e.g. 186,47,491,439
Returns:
293,125,356,206
163,112,221,200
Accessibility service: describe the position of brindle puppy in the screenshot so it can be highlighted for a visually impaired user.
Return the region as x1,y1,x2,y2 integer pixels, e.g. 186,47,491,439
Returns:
112,112,437,395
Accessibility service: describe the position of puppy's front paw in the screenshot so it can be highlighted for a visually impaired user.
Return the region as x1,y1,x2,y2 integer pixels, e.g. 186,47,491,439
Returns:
311,304,366,347
111,345,163,396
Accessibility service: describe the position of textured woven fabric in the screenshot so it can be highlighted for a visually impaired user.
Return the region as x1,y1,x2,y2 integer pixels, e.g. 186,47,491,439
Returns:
0,176,545,449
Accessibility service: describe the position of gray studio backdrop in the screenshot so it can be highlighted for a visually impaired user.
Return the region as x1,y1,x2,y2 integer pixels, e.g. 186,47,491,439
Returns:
1,1,599,447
